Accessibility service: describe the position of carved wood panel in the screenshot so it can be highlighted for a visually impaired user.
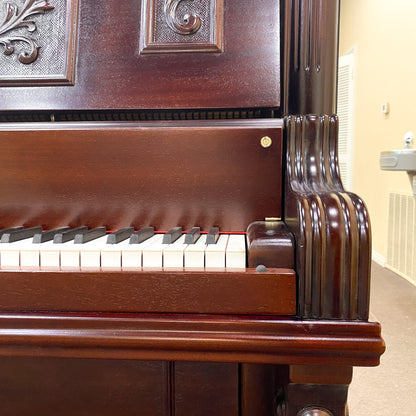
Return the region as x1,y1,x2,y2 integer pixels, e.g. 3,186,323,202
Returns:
0,0,78,86
140,0,223,53
0,0,281,110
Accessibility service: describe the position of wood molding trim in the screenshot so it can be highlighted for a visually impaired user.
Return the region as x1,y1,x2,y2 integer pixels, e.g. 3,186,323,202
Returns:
0,313,385,365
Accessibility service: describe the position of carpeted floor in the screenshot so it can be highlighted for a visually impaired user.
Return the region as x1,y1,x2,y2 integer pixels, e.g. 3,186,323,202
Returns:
348,262,416,416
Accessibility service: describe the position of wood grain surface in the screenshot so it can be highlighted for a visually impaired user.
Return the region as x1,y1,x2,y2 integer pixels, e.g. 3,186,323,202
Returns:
0,268,296,315
0,0,280,110
0,120,283,232
0,313,385,365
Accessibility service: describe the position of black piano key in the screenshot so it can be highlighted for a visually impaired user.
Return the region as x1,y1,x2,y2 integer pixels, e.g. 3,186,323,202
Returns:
32,227,71,244
0,226,43,243
74,227,107,244
162,226,182,244
0,226,24,238
206,227,220,244
53,226,88,244
107,227,134,244
129,227,154,244
184,227,201,244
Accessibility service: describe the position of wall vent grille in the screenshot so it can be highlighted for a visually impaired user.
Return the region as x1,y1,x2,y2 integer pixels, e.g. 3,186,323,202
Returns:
337,52,355,191
387,192,416,285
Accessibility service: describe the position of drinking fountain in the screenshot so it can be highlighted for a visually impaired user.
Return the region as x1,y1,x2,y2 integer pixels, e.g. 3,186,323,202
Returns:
380,131,416,197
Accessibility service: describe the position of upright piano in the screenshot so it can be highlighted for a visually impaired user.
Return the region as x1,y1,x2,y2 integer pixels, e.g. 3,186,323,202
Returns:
0,1,384,415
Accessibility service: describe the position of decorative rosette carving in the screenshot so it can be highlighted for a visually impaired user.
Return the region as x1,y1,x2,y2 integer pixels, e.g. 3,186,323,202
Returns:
0,0,54,64
164,0,201,35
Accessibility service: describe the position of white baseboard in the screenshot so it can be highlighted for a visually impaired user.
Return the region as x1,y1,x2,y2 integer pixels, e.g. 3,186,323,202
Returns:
372,250,416,288
385,264,416,288
372,250,386,267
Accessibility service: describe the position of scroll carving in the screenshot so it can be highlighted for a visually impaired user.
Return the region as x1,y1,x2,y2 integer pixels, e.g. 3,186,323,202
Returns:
140,0,223,54
285,115,371,320
0,0,78,86
164,0,201,35
0,0,54,64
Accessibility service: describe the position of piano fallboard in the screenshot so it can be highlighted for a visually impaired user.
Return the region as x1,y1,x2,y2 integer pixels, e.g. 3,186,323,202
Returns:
0,119,283,232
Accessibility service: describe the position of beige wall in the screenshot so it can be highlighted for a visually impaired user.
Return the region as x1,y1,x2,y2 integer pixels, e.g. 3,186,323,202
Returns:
339,0,416,259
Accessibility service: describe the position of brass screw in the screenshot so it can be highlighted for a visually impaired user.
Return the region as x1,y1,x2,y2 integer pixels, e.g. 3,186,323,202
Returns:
260,136,272,148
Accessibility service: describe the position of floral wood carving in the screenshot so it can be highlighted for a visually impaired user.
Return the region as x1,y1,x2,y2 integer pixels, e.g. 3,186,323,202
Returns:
164,0,201,35
0,0,54,64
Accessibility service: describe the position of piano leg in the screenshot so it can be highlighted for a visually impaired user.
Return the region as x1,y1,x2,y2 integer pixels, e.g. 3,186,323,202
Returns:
277,365,352,416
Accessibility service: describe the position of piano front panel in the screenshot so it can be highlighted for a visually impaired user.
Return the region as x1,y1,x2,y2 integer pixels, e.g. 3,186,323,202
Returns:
0,357,242,416
0,357,171,416
0,0,280,110
0,120,283,232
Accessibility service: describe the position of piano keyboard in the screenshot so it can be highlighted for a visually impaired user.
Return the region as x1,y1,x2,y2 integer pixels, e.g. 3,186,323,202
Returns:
0,226,247,270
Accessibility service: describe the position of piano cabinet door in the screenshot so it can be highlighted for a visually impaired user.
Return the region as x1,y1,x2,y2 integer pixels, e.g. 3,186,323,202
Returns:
173,362,239,416
0,358,280,416
0,357,170,416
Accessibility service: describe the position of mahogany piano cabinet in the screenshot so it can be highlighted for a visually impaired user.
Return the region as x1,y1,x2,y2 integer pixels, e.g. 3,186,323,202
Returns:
0,0,384,415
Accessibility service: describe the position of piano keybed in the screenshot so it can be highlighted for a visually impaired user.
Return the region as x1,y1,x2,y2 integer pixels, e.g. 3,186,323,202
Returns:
0,226,247,270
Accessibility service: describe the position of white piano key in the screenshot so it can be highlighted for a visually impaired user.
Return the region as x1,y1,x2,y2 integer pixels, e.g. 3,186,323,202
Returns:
0,237,33,268
20,241,42,268
184,235,207,268
122,234,163,268
142,234,170,268
34,231,247,270
205,234,229,268
225,234,246,268
60,241,82,268
21,231,69,268
101,240,130,268
103,233,156,269
40,241,62,268
80,236,109,269
163,235,187,268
